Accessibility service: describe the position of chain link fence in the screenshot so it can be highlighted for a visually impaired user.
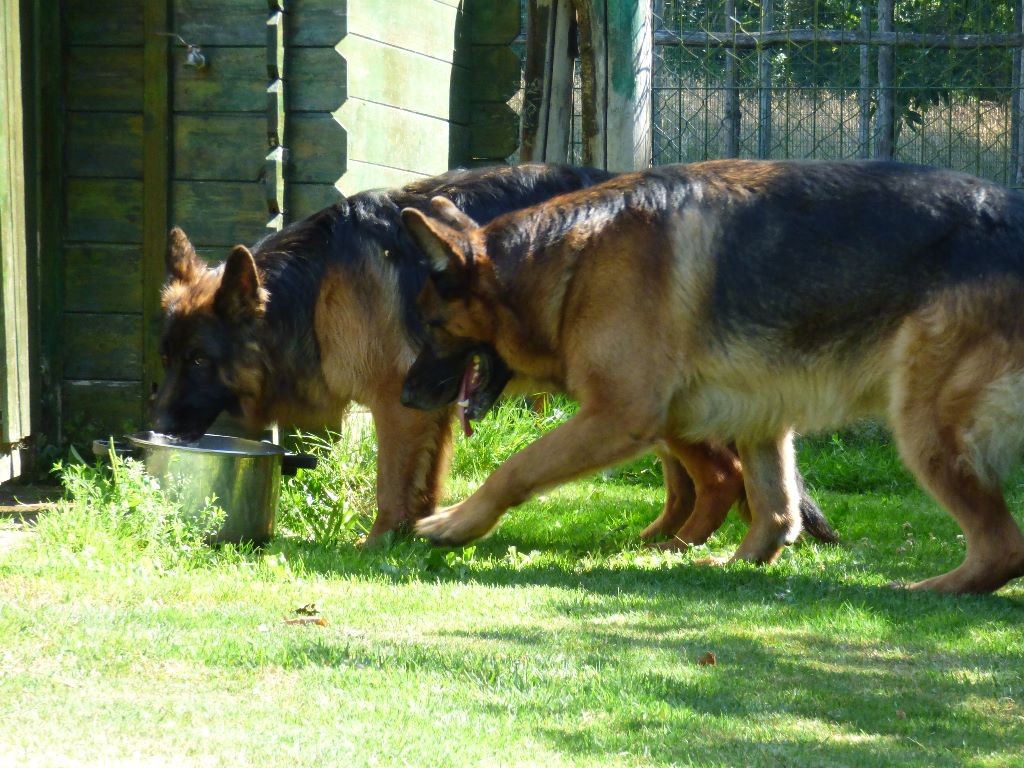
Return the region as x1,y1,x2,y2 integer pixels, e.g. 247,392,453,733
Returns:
654,0,1023,184
515,1,1024,186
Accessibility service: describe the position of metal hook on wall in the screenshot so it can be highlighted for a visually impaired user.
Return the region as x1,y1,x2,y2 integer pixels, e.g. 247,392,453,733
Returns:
159,32,206,69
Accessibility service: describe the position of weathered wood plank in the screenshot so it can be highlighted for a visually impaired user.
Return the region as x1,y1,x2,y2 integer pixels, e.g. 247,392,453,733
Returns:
65,179,144,243
874,0,895,160
288,183,344,221
723,0,739,158
267,3,286,231
174,0,265,47
468,102,519,161
859,2,872,159
173,47,266,113
64,245,143,313
174,114,266,181
464,0,522,45
521,0,574,164
66,113,143,178
460,0,523,166
0,0,31,457
63,381,144,441
143,0,171,400
66,47,144,112
339,34,459,121
288,47,347,111
287,0,348,47
577,0,652,171
171,180,268,246
289,114,346,183
337,160,427,197
467,44,523,107
346,0,458,62
757,0,774,159
336,99,453,177
29,0,66,447
448,123,469,166
268,10,285,80
65,0,144,46
62,313,143,380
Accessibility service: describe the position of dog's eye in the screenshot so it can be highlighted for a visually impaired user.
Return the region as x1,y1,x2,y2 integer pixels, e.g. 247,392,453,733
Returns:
192,355,210,368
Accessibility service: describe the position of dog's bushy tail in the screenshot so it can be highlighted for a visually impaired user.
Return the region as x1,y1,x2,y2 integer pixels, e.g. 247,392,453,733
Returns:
798,494,840,544
794,468,838,543
735,468,839,544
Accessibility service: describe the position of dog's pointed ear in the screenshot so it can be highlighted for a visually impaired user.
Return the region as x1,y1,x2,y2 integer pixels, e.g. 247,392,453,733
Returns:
429,196,478,232
401,207,470,275
214,245,266,322
166,226,203,283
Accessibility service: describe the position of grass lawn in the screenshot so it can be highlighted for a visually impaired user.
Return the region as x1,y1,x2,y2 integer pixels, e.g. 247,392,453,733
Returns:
1,405,1023,767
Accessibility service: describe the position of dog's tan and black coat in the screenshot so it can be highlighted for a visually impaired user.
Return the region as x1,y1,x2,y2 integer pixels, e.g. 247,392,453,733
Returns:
402,159,1024,593
154,163,834,546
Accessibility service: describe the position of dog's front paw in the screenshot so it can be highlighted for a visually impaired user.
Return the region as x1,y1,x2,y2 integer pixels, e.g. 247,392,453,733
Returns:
414,500,502,545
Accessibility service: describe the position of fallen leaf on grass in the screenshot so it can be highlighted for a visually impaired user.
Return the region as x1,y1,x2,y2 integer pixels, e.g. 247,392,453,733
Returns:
697,651,717,666
283,603,328,626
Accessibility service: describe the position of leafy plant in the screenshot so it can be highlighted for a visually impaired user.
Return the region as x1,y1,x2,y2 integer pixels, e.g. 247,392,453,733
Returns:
276,423,379,543
33,450,227,570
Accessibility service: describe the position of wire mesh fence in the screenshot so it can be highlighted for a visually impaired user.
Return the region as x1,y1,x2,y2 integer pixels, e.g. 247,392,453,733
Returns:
652,0,1023,185
513,1,1024,186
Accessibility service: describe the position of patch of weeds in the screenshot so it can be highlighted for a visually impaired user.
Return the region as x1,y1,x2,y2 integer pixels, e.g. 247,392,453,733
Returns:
277,424,378,544
420,545,478,579
30,451,228,571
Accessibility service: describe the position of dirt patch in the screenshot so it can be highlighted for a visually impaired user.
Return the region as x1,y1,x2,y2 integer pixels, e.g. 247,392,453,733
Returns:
0,482,61,512
0,482,59,555
0,528,31,554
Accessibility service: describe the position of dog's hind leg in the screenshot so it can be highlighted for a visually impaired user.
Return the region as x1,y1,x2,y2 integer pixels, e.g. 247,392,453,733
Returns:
728,432,803,564
639,445,697,542
650,440,744,549
735,453,838,544
890,322,1024,593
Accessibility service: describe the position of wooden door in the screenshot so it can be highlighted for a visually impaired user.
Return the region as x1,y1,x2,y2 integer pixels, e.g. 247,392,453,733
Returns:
0,0,32,480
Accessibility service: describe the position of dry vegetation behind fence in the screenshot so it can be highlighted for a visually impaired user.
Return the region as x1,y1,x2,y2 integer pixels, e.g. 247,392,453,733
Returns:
652,82,1015,183
514,1,1023,186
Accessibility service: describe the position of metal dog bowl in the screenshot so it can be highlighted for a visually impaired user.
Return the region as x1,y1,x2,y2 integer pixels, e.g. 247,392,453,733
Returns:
92,432,317,545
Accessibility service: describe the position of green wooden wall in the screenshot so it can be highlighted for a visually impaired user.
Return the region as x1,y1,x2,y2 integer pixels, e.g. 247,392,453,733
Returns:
37,0,520,445
459,1,521,166
1,0,32,480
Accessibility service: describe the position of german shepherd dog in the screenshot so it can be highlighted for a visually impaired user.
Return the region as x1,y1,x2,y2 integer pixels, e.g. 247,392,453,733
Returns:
402,159,1024,593
403,283,834,549
153,163,832,545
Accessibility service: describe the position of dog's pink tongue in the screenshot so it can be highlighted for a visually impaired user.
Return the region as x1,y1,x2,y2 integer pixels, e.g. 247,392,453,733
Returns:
457,363,474,438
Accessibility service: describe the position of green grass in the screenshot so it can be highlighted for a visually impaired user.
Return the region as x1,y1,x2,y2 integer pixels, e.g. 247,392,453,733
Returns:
1,403,1023,767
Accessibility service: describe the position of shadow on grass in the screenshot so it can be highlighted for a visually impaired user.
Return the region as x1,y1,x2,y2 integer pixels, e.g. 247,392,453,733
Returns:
260,552,1023,766
260,480,1024,767
498,614,1023,767
257,433,1024,765
270,473,1024,611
